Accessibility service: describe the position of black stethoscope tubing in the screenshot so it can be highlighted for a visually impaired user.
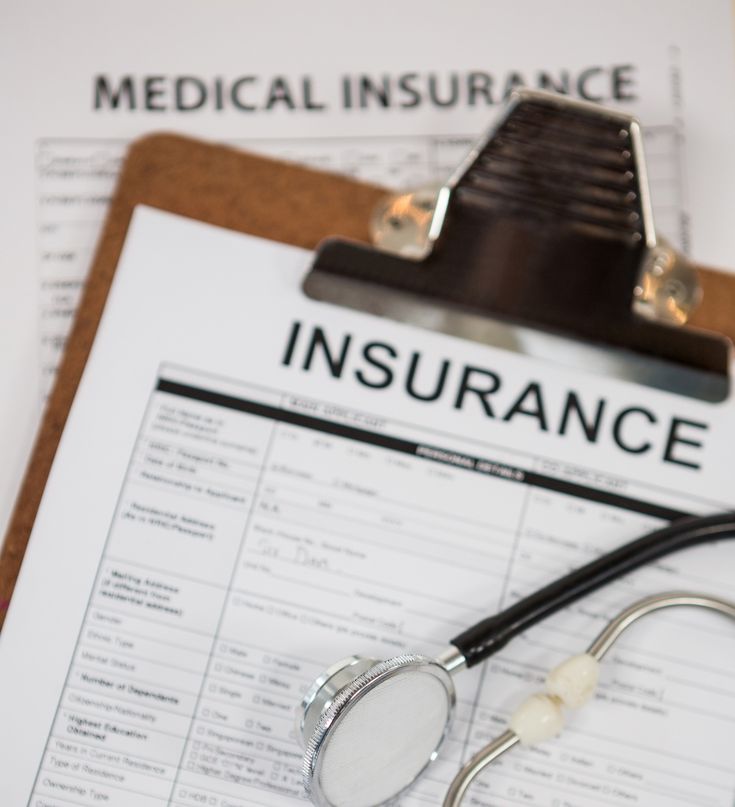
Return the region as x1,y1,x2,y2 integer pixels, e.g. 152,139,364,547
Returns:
451,511,735,667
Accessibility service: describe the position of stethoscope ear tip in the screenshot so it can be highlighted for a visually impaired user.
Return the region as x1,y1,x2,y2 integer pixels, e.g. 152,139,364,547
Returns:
442,591,735,807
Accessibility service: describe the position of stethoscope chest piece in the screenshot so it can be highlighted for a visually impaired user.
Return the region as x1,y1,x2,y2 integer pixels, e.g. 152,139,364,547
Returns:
299,653,456,807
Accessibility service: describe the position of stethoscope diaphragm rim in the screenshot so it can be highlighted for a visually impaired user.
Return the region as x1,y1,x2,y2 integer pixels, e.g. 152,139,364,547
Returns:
302,653,456,807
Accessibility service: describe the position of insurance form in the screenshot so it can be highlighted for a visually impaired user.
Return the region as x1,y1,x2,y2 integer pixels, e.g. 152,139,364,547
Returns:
2,0,735,549
0,207,733,807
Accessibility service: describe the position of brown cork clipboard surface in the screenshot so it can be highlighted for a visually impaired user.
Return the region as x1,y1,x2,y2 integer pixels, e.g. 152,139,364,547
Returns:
1,131,734,629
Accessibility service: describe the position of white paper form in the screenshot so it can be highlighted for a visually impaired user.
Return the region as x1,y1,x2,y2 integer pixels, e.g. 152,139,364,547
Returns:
1,207,734,807
2,0,735,549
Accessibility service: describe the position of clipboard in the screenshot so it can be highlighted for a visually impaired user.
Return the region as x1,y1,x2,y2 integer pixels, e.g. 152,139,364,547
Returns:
0,133,385,627
2,94,735,627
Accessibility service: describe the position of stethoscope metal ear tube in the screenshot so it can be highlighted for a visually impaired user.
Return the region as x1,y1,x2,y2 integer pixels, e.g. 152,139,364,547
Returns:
299,511,735,807
443,591,735,807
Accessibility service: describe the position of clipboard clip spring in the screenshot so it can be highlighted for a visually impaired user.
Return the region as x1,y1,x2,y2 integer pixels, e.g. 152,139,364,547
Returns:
305,90,730,396
373,190,699,328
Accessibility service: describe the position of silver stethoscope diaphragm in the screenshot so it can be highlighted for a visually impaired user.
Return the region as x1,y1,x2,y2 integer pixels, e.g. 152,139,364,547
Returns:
298,512,735,807
299,654,456,807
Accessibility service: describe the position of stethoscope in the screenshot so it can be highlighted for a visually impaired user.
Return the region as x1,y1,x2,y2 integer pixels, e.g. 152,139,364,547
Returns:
296,511,735,807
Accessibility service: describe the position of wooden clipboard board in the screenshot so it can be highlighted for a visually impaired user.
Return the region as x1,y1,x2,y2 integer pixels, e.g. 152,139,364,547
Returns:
1,132,734,628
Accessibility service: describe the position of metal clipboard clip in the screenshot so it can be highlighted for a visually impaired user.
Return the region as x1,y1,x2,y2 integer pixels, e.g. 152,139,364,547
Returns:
303,90,731,402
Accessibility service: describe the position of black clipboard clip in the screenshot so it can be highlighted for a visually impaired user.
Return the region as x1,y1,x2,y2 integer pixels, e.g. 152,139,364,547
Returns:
303,90,731,401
